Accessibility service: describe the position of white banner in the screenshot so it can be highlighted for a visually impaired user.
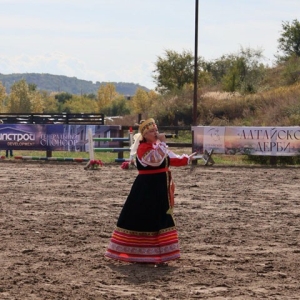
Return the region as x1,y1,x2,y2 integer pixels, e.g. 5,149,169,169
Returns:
192,126,300,156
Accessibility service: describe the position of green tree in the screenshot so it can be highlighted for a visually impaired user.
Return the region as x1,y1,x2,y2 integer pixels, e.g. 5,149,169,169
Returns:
130,88,152,115
277,19,300,62
110,96,130,116
54,92,73,112
101,96,131,116
153,50,194,93
281,54,300,84
28,83,37,92
30,92,45,113
43,93,59,113
83,93,96,100
204,47,265,93
55,92,73,104
153,50,211,94
62,95,98,113
0,81,6,113
204,54,238,84
219,47,265,93
8,79,32,113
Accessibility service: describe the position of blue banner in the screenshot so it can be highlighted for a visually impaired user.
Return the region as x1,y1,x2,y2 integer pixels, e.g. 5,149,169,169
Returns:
0,124,121,151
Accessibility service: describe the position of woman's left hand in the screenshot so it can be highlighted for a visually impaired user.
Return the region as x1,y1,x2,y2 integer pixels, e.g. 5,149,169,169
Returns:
189,152,198,160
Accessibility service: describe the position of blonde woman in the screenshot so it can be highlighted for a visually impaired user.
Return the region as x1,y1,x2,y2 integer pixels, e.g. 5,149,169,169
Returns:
105,118,196,267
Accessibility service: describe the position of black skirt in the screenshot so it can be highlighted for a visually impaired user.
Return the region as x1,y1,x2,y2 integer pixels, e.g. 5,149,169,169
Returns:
105,156,180,263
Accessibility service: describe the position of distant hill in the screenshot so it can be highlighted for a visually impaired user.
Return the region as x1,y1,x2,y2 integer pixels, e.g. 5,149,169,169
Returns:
0,73,150,96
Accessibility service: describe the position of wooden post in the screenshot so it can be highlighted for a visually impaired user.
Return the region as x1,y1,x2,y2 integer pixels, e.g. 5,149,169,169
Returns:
118,128,124,159
270,156,277,165
191,129,197,165
193,0,199,126
88,128,94,161
174,113,179,136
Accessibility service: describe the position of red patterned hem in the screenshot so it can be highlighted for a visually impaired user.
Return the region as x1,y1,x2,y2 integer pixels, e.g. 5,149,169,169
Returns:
105,228,180,263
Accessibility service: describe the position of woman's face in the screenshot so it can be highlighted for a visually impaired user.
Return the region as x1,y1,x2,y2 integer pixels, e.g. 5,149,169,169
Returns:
143,128,158,143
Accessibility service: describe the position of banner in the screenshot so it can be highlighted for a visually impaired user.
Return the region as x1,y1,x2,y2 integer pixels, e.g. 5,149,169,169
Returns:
192,126,300,156
0,124,120,151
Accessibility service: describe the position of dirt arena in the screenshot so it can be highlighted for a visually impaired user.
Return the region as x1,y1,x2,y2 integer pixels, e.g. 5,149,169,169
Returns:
1,159,300,299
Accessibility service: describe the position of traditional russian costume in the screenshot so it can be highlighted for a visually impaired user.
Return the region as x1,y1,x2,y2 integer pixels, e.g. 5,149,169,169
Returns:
105,138,190,264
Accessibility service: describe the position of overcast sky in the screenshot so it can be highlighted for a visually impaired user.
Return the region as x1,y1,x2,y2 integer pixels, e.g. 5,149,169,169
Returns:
1,0,299,90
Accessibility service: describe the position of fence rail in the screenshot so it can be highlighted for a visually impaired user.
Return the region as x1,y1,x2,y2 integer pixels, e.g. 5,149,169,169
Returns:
121,125,192,148
0,113,104,125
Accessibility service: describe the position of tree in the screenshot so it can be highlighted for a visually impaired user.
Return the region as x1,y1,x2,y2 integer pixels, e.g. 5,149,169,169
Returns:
54,92,73,112
43,94,60,113
204,54,237,84
149,87,194,126
281,54,300,84
28,83,37,92
62,95,98,113
55,92,73,103
211,47,265,93
97,83,118,112
8,79,31,113
277,19,300,62
30,92,45,113
101,95,130,116
0,81,6,113
130,88,152,115
153,50,212,94
153,50,195,93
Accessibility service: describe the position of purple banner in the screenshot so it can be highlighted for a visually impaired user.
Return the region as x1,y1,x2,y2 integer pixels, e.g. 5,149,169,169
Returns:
0,124,120,151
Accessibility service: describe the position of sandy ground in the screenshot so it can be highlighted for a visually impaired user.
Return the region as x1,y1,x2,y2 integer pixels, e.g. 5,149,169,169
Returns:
1,159,300,300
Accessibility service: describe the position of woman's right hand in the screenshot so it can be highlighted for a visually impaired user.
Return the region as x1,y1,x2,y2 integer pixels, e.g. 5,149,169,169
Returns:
157,133,166,142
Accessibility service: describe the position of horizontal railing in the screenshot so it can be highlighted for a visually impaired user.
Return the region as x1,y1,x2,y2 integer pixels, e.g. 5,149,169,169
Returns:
0,113,105,125
121,125,192,148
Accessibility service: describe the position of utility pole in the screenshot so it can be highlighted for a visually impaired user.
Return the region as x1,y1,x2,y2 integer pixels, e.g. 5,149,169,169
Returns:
193,0,199,126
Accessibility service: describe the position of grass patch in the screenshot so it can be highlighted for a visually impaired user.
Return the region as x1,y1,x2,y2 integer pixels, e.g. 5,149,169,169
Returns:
211,154,253,166
5,141,300,166
6,150,118,163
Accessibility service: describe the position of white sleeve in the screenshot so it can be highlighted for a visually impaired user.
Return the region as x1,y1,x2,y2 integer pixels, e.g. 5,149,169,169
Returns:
139,142,168,167
168,149,189,160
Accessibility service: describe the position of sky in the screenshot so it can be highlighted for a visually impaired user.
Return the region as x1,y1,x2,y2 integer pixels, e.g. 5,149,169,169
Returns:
1,0,299,90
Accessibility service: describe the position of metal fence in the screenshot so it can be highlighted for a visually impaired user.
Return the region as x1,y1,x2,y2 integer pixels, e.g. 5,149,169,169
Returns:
0,113,104,125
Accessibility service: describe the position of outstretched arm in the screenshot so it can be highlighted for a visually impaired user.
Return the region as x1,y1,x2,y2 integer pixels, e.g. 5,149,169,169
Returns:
168,150,197,166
